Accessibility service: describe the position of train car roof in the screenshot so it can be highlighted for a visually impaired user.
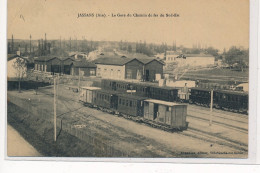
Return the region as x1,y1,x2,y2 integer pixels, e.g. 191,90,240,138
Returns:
117,93,148,100
214,90,248,96
81,86,101,90
191,87,248,96
95,89,118,95
102,79,179,90
190,87,211,92
144,99,187,107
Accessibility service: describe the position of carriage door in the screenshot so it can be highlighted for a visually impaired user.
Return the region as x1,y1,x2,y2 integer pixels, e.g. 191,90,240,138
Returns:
145,87,150,97
153,104,159,120
112,82,116,90
111,95,118,109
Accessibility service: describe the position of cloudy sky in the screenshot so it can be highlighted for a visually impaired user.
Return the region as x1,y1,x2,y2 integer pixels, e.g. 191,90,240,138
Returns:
8,0,249,50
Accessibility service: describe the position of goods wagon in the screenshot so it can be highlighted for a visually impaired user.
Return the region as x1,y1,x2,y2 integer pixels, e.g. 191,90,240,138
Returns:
144,99,188,129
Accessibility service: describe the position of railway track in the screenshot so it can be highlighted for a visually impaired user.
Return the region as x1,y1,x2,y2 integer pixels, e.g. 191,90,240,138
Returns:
187,114,247,134
36,86,248,152
188,104,248,121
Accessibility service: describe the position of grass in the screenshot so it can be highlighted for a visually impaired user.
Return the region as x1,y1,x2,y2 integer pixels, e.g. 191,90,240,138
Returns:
186,68,249,78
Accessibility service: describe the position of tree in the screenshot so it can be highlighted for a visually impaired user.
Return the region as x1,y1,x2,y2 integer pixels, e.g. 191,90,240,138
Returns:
127,44,132,53
223,46,249,71
12,57,27,93
205,47,219,56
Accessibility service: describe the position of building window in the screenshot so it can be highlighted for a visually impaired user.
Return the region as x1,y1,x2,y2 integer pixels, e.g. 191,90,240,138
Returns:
90,69,95,76
97,68,101,76
130,101,132,107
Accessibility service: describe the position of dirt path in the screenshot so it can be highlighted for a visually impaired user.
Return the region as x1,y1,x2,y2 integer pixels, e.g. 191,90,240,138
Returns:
7,125,42,157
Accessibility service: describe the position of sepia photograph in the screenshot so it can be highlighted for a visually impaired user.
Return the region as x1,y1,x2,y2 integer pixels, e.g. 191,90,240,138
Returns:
6,0,253,160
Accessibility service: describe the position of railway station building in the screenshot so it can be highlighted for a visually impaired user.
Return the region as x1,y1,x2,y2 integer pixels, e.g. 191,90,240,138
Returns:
94,56,164,81
70,61,97,77
34,56,62,74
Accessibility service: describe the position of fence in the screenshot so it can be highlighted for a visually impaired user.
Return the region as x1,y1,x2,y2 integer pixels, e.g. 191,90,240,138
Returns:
7,94,128,157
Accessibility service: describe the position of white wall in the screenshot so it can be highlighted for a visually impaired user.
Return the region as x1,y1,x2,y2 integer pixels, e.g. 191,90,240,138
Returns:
7,58,27,79
96,64,125,80
185,56,215,66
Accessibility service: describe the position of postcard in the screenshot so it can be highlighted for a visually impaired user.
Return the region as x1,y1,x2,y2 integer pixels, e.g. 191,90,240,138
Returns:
6,0,258,163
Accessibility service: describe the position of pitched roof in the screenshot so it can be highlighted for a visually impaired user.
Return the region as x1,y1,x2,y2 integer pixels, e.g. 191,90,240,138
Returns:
7,54,20,61
72,61,96,68
181,54,214,57
34,56,60,62
93,57,138,66
138,58,164,65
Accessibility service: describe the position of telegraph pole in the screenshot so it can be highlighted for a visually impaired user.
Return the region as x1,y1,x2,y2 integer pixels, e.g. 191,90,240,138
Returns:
78,67,81,91
54,76,57,141
78,68,81,101
29,34,32,55
209,89,213,126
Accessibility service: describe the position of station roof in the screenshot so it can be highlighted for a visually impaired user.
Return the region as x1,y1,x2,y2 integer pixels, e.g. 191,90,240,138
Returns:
72,61,96,68
34,56,60,62
93,57,140,66
144,99,186,107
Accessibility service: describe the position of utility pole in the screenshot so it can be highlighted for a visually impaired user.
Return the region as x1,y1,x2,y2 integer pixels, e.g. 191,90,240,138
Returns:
30,34,32,55
78,67,81,91
209,89,213,126
54,76,57,141
69,37,71,51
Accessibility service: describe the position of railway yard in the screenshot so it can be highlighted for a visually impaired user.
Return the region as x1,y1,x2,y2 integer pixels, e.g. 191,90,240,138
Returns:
7,82,248,158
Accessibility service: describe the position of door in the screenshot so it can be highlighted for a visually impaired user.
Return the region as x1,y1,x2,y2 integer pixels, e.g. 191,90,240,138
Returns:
145,70,150,81
153,103,159,120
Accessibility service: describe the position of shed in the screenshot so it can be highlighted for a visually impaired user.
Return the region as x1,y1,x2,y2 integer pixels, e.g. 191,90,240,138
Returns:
139,59,164,82
143,99,187,128
34,56,62,74
94,57,144,80
71,61,96,76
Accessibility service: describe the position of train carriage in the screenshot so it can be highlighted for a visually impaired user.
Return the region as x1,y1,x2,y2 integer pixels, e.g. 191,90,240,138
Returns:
143,99,188,129
100,79,179,102
214,90,248,113
117,94,147,117
93,90,118,110
149,86,178,102
189,88,212,106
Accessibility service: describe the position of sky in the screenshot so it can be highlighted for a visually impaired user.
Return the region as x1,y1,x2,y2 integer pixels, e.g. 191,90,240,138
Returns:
8,0,249,50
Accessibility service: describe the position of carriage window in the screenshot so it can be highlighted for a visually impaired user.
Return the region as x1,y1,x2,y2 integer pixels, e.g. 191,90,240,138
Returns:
130,101,132,107
166,106,171,112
